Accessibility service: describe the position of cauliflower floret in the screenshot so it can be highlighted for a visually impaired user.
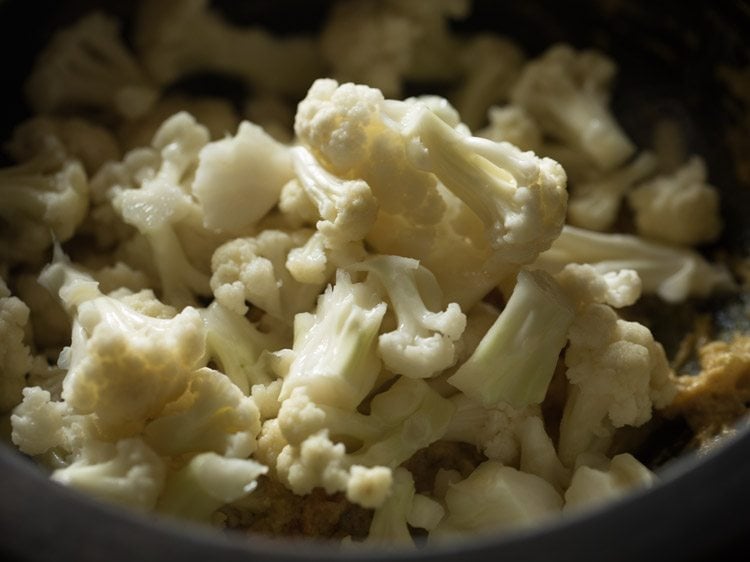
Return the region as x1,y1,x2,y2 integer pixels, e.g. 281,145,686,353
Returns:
25,12,157,120
192,121,295,233
0,157,89,268
11,386,72,456
433,461,563,538
157,452,268,522
448,269,574,408
52,437,166,511
511,44,634,171
567,152,657,231
278,270,386,408
534,226,734,303
349,255,466,379
365,467,417,545
211,229,325,324
628,157,723,246
0,278,34,412
564,453,655,512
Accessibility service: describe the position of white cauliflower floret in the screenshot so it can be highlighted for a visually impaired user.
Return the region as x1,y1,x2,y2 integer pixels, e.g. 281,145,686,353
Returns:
0,278,34,412
448,270,574,408
0,157,89,267
534,226,734,303
143,367,262,459
366,467,417,545
628,157,723,246
25,12,157,120
558,303,676,465
112,112,213,308
511,44,634,171
278,270,386,409
564,453,655,512
11,386,70,456
556,263,642,310
433,461,563,538
567,152,657,231
443,393,540,465
192,121,295,233
51,437,166,511
478,104,542,152
157,452,268,522
134,0,322,96
211,229,324,324
39,259,207,438
7,116,120,176
349,256,466,379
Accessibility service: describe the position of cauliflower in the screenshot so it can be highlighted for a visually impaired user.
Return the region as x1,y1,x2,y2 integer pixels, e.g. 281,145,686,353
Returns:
534,226,735,303
211,229,325,324
478,104,543,152
511,44,634,171
558,303,676,466
433,461,563,537
192,122,295,233
365,467,417,545
567,152,657,231
39,258,206,437
157,452,268,522
628,157,723,246
25,12,158,120
564,453,655,512
448,269,574,408
0,156,89,268
350,256,466,379
0,278,34,412
52,437,166,511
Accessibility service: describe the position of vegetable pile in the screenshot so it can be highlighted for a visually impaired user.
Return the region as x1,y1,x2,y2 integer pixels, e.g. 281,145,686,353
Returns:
0,0,745,546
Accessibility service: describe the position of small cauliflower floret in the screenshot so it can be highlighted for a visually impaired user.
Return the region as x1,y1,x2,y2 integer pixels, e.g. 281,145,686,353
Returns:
448,270,574,408
157,452,268,522
564,453,655,512
366,467,417,545
534,226,735,303
193,121,295,233
285,231,367,286
558,303,675,466
452,35,526,131
518,416,570,492
349,256,466,379
39,259,207,437
143,367,261,459
211,229,325,324
200,301,289,395
567,152,657,232
320,0,466,98
25,13,157,120
11,386,71,456
511,44,634,171
291,146,379,247
112,112,213,308
403,105,568,263
433,461,563,537
628,157,723,246
278,270,386,408
275,428,393,509
443,393,540,465
0,278,34,412
478,104,543,152
52,437,166,511
134,0,322,96
7,116,121,176
555,263,642,310
0,157,89,267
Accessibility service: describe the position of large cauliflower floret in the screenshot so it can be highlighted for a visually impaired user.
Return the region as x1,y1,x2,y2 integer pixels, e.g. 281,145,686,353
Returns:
0,277,34,412
39,258,207,437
